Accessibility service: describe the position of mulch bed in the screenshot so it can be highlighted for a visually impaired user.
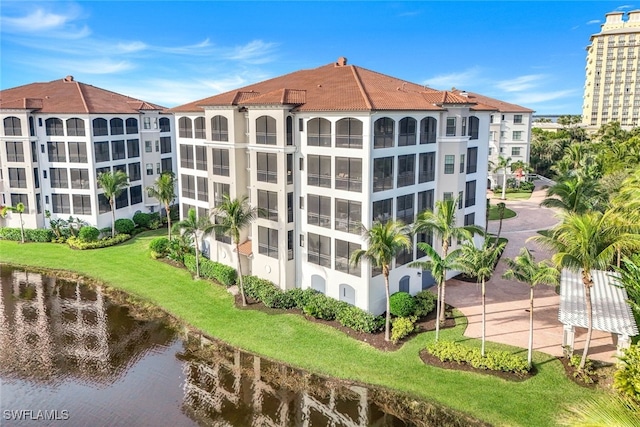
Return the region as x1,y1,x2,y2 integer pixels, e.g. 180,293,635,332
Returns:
557,355,615,388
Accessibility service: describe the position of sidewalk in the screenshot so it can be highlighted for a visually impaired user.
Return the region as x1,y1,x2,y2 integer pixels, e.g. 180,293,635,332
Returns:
445,183,619,363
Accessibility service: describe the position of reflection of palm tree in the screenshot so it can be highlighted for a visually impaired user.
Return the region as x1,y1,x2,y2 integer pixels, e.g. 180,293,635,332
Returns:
97,171,129,238
173,209,215,279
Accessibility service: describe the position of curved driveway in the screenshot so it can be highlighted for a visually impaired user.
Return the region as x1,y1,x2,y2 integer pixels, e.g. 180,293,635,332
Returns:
445,184,618,363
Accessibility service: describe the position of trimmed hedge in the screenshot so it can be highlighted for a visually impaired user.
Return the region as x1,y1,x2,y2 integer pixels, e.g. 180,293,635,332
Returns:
389,292,416,317
78,226,100,242
303,293,345,320
0,227,54,242
184,254,237,287
149,237,170,258
415,290,437,317
114,218,135,235
335,304,384,333
67,234,131,249
427,340,530,375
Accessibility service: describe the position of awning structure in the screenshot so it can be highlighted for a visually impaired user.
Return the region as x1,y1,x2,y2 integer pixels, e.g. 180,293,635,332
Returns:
559,269,638,354
237,240,253,258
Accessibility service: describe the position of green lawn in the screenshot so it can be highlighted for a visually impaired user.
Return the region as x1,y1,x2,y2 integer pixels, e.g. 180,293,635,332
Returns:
0,231,604,427
488,204,517,221
492,191,533,201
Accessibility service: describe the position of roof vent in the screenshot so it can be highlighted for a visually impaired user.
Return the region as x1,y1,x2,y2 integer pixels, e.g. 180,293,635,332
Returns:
335,57,347,66
64,75,74,82
460,91,468,97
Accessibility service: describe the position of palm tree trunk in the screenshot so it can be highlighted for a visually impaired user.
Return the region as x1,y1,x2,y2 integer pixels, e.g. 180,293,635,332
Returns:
502,170,507,200
110,199,116,238
528,287,534,368
194,235,200,278
435,282,441,342
236,241,247,306
481,278,486,357
384,271,391,342
166,202,171,239
440,275,447,324
19,212,25,243
579,284,594,370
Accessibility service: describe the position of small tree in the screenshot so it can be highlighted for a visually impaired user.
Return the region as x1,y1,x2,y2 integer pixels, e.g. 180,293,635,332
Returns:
172,208,215,279
1,202,26,243
147,172,177,239
97,170,129,238
492,156,513,200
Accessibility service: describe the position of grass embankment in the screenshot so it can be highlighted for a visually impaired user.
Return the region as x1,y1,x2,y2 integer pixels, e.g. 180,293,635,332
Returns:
488,205,517,221
0,231,604,427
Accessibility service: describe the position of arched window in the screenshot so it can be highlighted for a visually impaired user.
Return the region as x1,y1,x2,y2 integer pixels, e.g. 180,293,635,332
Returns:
420,117,437,144
159,117,170,133
66,118,85,136
110,118,124,135
311,275,326,294
3,117,22,136
92,118,108,136
126,118,138,134
339,284,356,305
398,117,417,146
307,117,331,147
194,117,206,139
46,118,64,136
178,117,193,138
256,116,277,145
336,118,362,148
373,117,394,148
468,116,480,140
286,116,293,146
399,275,410,293
211,115,228,141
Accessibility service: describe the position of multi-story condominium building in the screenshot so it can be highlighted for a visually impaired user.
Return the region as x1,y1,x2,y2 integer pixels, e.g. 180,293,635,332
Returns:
452,90,533,187
171,58,494,315
583,10,640,127
0,76,176,230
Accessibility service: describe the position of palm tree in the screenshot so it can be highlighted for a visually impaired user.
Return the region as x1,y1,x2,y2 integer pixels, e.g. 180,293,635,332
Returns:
350,220,411,342
493,202,507,246
492,156,513,200
147,172,177,239
414,198,481,324
503,248,559,367
532,210,640,369
1,202,26,243
540,176,604,214
97,170,129,238
172,208,215,279
211,195,258,306
456,241,505,356
558,395,639,427
409,243,461,342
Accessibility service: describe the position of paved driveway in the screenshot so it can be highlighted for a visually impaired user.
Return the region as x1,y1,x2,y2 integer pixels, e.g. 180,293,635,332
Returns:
445,184,619,363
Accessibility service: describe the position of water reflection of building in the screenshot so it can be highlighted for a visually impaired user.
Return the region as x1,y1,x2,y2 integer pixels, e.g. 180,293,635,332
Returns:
181,342,395,427
0,267,175,384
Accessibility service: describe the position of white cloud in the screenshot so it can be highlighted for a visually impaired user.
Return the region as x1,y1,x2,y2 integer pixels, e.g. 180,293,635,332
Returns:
39,58,135,75
495,74,546,92
507,89,578,105
586,19,601,25
616,5,635,10
224,40,279,64
0,6,89,39
116,41,148,54
423,67,484,90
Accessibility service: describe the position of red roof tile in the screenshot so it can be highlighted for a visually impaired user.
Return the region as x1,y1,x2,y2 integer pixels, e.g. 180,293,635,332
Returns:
452,90,534,113
237,240,252,257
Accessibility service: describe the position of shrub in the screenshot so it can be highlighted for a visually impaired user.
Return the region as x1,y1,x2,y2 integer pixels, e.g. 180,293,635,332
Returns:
67,234,130,249
133,212,153,228
0,227,55,242
284,288,319,309
183,254,237,287
114,218,135,235
615,344,640,401
78,226,100,243
414,290,437,317
427,341,530,375
335,305,383,333
149,237,170,258
389,292,416,317
303,293,343,320
391,316,417,343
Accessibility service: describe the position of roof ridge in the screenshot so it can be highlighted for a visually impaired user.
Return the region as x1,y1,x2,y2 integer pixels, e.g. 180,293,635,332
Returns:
350,66,372,110
76,82,90,113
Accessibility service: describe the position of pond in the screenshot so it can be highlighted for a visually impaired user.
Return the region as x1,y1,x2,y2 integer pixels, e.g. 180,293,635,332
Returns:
0,266,487,427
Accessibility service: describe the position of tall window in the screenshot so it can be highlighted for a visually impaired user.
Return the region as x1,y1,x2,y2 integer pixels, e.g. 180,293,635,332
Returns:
6,141,24,162
50,168,69,188
3,117,21,136
115,189,129,209
307,194,331,228
180,144,194,169
257,152,277,183
335,118,363,148
70,168,90,189
178,117,193,138
213,183,229,208
110,118,124,135
112,140,125,160
160,137,171,154
126,118,138,134
159,117,170,133
460,154,466,173
52,194,71,214
66,118,85,136
10,194,29,213
372,198,392,223
420,117,437,144
464,212,476,226
45,118,64,136
396,247,413,266
467,147,478,174
335,240,361,276
396,194,415,225
308,232,330,267
335,157,362,192
287,153,293,184
93,118,108,136
513,114,523,124
197,176,208,202
127,139,140,158
211,115,228,141
161,158,172,173
258,190,278,221
98,194,110,214
212,148,230,176
286,116,293,146
143,117,151,130
130,185,143,205
128,162,141,181
397,154,415,187
72,195,92,215
374,117,394,149
287,192,294,223
444,155,455,174
307,118,331,147
307,155,331,188
446,117,456,136
335,199,361,234
8,168,26,188
47,141,66,162
181,174,195,199
256,116,277,145
418,189,434,213
398,117,417,146
465,180,477,207
195,146,207,171
468,116,479,140
29,117,35,137
258,226,278,258
288,230,294,260
194,117,206,139
373,157,393,192
67,141,87,163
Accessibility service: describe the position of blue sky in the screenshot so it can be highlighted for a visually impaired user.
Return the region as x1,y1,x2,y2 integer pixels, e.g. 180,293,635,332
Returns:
0,1,631,114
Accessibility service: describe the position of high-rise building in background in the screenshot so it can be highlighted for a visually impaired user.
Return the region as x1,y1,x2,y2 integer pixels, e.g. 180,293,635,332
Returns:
583,10,640,127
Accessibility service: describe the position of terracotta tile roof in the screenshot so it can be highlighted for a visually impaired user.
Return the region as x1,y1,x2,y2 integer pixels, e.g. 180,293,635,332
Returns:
451,90,534,113
237,240,253,257
170,59,479,113
0,76,166,114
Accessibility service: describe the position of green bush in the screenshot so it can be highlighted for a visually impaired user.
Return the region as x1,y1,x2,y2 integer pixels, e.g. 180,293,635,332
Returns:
183,254,237,287
414,290,437,317
114,218,135,235
334,305,383,333
427,341,530,375
133,212,152,228
67,234,130,249
284,288,319,309
0,227,55,242
391,316,417,343
149,237,170,258
303,293,344,320
78,226,100,242
615,345,640,400
389,292,416,317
